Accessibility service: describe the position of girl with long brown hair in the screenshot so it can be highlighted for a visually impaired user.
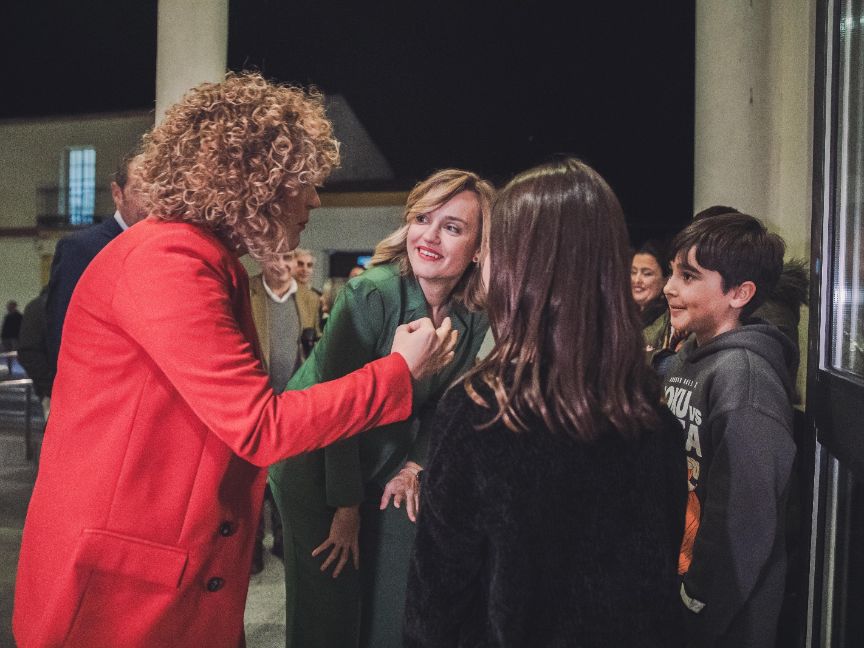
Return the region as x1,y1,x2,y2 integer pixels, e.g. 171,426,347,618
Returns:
404,158,688,646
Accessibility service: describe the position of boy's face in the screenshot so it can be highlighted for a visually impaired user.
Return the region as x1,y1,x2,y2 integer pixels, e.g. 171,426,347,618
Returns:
663,247,743,346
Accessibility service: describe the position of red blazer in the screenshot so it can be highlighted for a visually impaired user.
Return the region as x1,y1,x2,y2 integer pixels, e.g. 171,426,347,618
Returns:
13,219,413,647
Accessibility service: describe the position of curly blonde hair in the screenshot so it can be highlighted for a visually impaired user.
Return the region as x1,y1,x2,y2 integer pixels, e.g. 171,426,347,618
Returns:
140,71,340,264
370,169,495,311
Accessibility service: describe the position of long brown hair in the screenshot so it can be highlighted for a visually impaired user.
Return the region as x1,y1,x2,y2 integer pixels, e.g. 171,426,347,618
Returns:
464,158,662,441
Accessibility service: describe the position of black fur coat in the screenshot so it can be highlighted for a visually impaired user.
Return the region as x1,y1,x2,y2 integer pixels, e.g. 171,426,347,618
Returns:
404,384,688,647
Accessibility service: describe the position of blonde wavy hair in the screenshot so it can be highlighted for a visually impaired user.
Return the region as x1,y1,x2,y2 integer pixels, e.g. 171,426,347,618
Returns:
140,71,340,264
370,169,494,311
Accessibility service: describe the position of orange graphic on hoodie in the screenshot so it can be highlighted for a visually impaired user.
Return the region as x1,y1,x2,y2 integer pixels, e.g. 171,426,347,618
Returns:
679,460,701,574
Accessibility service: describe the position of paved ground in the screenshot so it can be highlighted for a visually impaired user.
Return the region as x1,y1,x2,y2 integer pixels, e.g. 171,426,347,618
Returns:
0,398,286,647
0,381,41,648
245,505,288,647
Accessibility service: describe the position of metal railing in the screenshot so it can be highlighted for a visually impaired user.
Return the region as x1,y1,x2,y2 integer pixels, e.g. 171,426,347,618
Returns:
0,351,43,462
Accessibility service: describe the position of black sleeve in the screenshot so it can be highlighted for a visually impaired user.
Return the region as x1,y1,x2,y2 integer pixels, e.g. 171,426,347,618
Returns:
46,237,91,365
404,391,485,646
407,396,440,466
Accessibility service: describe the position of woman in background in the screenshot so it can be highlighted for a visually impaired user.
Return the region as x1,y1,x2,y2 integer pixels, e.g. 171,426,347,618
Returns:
270,169,494,648
631,240,673,353
632,240,669,323
404,158,687,647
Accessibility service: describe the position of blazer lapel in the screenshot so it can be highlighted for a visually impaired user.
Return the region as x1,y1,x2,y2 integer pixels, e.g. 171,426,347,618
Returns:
248,276,270,368
401,274,428,324
295,287,320,333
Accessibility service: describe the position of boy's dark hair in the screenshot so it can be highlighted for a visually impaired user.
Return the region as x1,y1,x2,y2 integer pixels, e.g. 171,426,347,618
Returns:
693,204,740,221
670,213,785,318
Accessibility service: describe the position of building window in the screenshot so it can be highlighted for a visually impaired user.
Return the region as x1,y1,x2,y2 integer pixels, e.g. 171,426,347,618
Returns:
60,147,96,225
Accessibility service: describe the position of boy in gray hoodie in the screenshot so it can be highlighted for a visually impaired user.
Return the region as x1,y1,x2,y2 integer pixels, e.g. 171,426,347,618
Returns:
662,213,797,648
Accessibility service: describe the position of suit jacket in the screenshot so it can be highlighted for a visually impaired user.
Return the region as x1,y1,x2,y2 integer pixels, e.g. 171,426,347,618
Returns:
46,215,124,364
13,218,413,648
249,274,321,374
270,263,489,509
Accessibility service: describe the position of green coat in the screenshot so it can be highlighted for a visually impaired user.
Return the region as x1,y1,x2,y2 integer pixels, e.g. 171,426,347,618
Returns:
643,308,671,353
270,262,489,508
268,263,488,648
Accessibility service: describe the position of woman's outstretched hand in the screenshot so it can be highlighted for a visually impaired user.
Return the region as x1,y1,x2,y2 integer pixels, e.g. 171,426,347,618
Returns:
391,317,458,381
380,461,423,523
311,505,360,578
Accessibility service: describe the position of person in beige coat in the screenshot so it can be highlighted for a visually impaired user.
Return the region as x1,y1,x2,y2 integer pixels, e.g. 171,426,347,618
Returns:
249,251,323,571
250,251,322,373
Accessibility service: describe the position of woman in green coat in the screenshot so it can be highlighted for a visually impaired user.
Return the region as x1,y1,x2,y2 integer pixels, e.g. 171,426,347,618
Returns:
632,240,675,365
269,169,494,648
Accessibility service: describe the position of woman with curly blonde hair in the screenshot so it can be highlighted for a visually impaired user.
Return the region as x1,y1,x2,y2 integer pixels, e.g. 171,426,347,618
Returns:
270,168,494,648
13,72,455,648
141,72,339,265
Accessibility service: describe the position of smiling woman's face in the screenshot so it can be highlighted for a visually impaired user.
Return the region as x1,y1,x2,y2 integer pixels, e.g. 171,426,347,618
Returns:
630,252,665,309
406,190,481,291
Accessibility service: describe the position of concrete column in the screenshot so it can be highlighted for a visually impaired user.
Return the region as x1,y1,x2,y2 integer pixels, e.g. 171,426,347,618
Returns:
694,0,817,402
694,0,771,224
155,0,228,123
694,0,815,260
762,0,817,261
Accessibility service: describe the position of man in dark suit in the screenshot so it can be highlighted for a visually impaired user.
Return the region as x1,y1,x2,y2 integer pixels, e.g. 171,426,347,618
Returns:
46,151,150,364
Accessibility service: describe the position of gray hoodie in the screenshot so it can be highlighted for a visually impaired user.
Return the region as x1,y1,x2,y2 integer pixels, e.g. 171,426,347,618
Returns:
663,320,797,648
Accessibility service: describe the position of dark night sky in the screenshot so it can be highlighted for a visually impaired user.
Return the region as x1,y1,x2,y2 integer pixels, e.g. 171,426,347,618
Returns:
1,0,694,243
2,1,159,118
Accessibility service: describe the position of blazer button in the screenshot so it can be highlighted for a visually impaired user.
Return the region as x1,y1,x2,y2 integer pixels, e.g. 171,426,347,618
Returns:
206,577,225,592
219,521,235,537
